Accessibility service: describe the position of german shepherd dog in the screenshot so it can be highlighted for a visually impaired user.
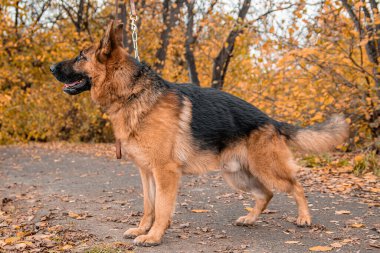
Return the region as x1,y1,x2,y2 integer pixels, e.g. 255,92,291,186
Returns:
50,21,349,246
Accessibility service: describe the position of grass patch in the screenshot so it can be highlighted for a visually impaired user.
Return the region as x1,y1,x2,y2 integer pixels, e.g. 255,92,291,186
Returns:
84,242,134,253
300,154,331,168
353,151,380,176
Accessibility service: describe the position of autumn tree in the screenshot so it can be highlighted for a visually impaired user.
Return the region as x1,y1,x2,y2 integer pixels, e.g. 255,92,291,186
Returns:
0,0,378,149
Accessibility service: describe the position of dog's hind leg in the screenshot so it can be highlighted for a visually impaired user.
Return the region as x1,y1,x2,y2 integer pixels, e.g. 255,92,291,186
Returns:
133,162,181,246
247,127,311,226
290,180,311,226
236,184,273,226
222,168,273,226
124,168,155,239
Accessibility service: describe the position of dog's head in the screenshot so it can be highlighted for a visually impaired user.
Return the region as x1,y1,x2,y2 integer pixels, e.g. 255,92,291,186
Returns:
50,21,126,96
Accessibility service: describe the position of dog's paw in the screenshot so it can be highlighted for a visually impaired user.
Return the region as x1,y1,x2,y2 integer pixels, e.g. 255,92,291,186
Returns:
133,234,161,247
235,215,257,226
296,214,312,227
123,228,147,239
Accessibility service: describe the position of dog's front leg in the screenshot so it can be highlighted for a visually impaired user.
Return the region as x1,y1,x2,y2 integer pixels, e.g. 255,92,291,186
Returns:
133,162,180,246
124,168,155,239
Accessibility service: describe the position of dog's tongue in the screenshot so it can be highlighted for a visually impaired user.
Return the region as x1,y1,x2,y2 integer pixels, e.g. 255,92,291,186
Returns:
64,80,81,88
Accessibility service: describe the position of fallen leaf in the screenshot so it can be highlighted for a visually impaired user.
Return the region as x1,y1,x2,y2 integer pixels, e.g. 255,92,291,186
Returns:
369,188,380,193
61,244,73,250
68,211,80,219
4,237,20,245
350,223,365,228
67,211,90,220
191,209,210,213
369,243,380,249
16,231,28,238
14,242,27,250
20,241,35,247
330,242,342,248
309,245,333,251
335,210,351,215
285,241,299,244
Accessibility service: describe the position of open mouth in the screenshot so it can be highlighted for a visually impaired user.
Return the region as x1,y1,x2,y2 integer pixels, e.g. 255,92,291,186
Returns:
62,77,91,95
64,79,84,88
50,60,92,95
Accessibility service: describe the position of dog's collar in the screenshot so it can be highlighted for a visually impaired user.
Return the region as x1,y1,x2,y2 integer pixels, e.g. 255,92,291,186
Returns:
116,139,122,159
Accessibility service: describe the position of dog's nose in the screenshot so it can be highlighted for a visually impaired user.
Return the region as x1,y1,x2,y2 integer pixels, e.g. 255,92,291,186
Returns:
50,64,56,73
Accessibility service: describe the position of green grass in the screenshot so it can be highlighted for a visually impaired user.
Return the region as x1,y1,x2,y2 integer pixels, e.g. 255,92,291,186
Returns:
84,243,134,253
300,154,331,168
353,151,380,176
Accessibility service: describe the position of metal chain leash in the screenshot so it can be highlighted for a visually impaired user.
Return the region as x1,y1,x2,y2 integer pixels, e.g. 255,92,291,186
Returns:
129,0,140,62
130,14,140,62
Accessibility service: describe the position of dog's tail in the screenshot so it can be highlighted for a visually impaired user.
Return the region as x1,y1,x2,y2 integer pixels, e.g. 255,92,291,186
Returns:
277,115,349,153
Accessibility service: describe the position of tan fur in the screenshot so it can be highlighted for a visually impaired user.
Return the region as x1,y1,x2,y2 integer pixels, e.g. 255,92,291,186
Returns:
289,115,349,153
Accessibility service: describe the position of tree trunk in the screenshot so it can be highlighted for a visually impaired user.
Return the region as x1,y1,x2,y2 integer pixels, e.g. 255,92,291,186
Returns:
14,1,20,37
184,0,200,86
154,0,184,73
211,0,251,89
341,0,380,99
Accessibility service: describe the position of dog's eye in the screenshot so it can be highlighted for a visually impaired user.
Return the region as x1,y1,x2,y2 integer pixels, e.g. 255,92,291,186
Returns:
76,51,87,62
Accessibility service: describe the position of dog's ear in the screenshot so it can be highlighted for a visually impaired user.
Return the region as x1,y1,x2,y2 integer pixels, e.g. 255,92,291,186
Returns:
114,22,124,47
96,21,124,63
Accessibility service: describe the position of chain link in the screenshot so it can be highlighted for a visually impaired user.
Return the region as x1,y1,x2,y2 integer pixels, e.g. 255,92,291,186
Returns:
130,15,140,62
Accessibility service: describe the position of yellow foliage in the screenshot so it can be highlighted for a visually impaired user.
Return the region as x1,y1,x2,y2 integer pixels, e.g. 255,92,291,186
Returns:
0,0,378,148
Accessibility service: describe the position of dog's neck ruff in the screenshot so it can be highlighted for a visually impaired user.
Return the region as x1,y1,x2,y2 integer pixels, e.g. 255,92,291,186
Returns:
108,61,168,159
112,88,149,159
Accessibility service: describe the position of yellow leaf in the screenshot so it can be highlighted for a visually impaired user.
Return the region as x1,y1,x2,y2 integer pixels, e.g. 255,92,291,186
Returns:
68,211,79,218
245,207,253,212
350,223,365,228
191,209,210,213
4,237,20,245
309,246,333,251
354,155,364,163
16,231,27,238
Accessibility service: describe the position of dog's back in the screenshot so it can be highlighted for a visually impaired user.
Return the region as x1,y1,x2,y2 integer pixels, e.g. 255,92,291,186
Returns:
165,82,349,155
